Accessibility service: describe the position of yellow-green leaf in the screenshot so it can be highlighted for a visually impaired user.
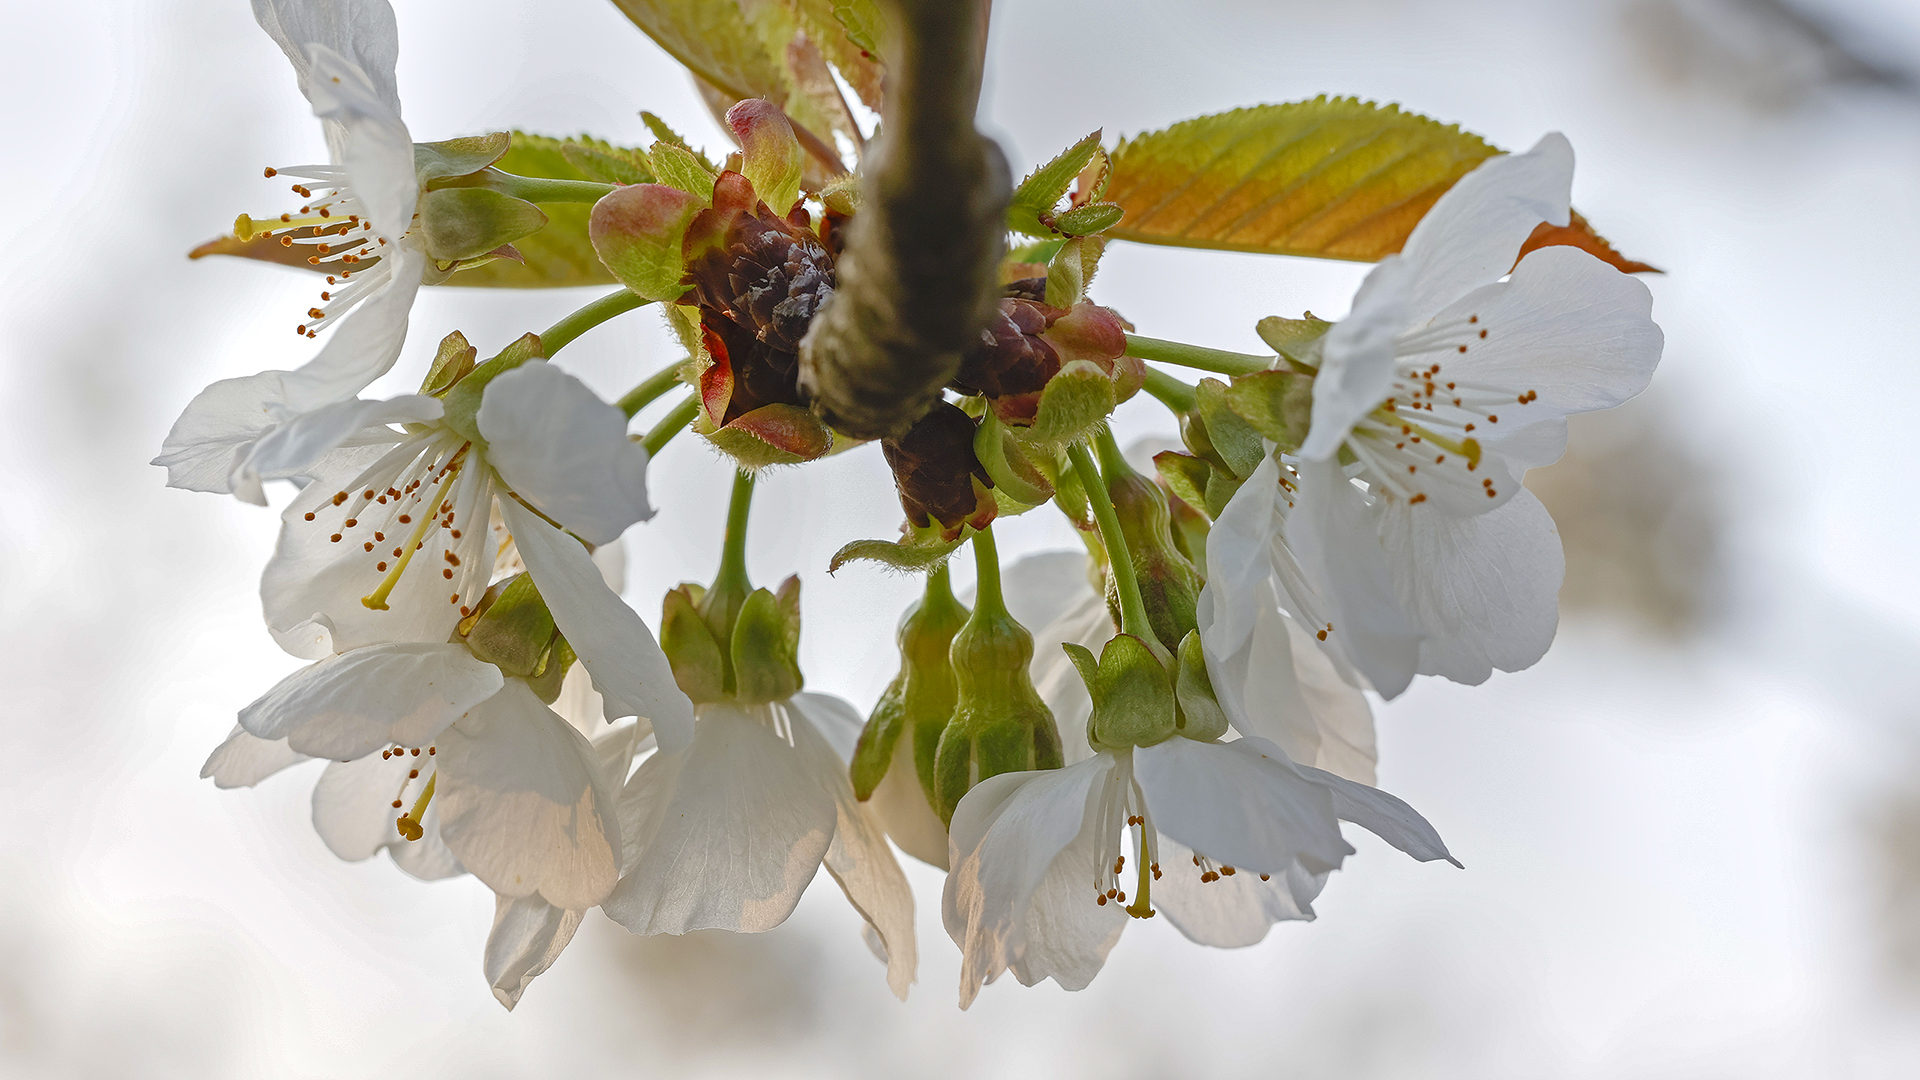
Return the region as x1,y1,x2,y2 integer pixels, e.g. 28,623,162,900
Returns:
610,0,787,104
1105,98,1501,263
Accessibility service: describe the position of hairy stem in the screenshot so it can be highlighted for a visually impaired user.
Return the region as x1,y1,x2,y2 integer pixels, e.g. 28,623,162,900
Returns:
796,0,1011,440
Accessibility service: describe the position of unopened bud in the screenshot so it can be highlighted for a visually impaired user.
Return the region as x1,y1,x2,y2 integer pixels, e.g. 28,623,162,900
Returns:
1103,452,1202,655
932,605,1062,824
852,569,970,802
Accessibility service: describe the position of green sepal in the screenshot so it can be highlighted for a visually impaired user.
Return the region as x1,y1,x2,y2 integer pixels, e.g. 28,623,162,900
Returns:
1018,360,1115,450
1081,633,1177,751
1009,130,1103,237
696,404,833,469
650,142,719,202
1167,493,1211,570
589,183,704,302
1174,630,1230,742
730,576,805,704
974,411,1054,507
1052,202,1125,237
419,187,549,264
414,132,513,184
1194,378,1265,479
853,679,909,800
1203,467,1245,520
829,530,964,574
421,331,478,396
459,573,557,678
525,635,576,705
1255,314,1333,367
440,333,545,446
660,584,727,703
1153,450,1212,518
1225,369,1314,452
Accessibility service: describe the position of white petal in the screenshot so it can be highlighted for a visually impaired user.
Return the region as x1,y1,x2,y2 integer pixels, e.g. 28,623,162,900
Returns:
239,393,441,496
484,893,584,1011
867,721,951,869
943,758,1120,1009
1290,457,1422,698
1397,133,1575,322
603,709,835,935
1485,416,1568,472
1206,583,1379,786
790,700,919,999
1133,737,1353,877
280,245,425,410
1027,584,1111,766
1307,254,1418,458
1152,832,1325,948
1281,616,1378,784
302,42,415,241
1201,454,1287,662
1296,763,1459,866
310,750,459,877
239,642,503,761
434,679,621,910
251,0,401,116
1001,818,1128,996
1434,243,1663,422
478,364,654,545
1377,487,1564,684
151,372,290,502
201,725,309,788
996,551,1100,633
261,447,466,652
499,496,694,753
788,691,863,761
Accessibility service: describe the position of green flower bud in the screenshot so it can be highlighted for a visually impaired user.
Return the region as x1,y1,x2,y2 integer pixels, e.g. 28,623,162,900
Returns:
852,567,970,802
1064,633,1177,751
420,331,478,396
932,598,1063,825
418,186,548,264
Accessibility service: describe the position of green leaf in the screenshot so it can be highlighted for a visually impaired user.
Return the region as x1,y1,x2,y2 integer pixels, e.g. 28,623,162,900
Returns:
829,534,965,575
1009,130,1103,236
589,183,703,302
1051,202,1124,237
641,112,717,171
610,0,787,105
1104,98,1501,262
560,141,653,185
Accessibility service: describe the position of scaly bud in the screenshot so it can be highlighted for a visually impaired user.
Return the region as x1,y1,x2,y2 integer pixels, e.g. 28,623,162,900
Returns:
725,99,805,217
882,401,996,541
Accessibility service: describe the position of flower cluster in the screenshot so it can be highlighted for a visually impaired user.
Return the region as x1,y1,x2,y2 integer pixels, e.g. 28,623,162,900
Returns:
161,0,1662,1010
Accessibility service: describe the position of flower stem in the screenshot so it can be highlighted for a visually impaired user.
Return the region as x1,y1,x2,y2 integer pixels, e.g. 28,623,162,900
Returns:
1124,334,1271,377
713,468,757,599
1140,366,1198,413
640,393,700,457
617,362,687,419
540,289,652,357
1066,441,1151,640
969,523,1006,620
466,170,617,204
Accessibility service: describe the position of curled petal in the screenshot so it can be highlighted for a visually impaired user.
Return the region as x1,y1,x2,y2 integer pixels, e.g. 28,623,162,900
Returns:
485,893,584,1011
201,725,308,788
479,363,653,545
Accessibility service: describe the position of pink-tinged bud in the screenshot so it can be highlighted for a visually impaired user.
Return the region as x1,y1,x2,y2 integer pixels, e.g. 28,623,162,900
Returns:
725,99,805,216
589,183,703,301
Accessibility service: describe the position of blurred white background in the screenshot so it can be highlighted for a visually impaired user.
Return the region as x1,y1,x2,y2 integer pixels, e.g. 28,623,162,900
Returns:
5,0,1920,1075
